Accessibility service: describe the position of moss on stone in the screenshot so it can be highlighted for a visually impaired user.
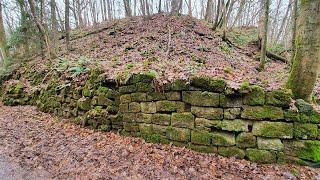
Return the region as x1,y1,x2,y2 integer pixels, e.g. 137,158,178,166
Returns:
126,73,155,84
136,82,153,92
220,119,250,132
194,118,221,131
189,144,217,153
139,123,153,134
257,138,284,151
146,92,166,101
123,122,139,132
171,112,195,129
191,106,223,120
298,140,320,162
119,103,129,113
77,97,92,111
182,91,219,107
266,90,292,108
243,85,265,106
169,79,190,91
156,100,183,112
122,113,136,122
295,99,313,113
220,95,242,108
191,129,212,145
284,110,300,122
136,113,152,123
241,106,284,120
294,123,318,139
190,76,226,92
152,124,167,135
128,102,141,112
119,84,137,93
211,132,235,146
152,114,171,125
131,92,147,102
252,121,293,139
166,127,191,142
218,147,245,159
165,92,181,101
224,108,241,119
141,102,156,113
239,80,251,94
120,94,131,103
236,132,256,148
246,149,277,163
141,133,164,143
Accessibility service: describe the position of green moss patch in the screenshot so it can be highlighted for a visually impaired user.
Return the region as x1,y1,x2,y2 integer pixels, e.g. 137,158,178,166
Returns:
241,106,284,120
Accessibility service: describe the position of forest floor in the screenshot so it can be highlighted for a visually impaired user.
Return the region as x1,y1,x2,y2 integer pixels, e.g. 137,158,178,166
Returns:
0,103,319,179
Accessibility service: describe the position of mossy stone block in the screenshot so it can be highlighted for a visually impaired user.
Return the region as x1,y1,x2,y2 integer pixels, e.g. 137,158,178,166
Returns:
136,82,154,92
165,92,181,101
190,76,226,92
243,85,265,106
122,113,136,122
220,95,242,108
294,123,318,139
266,90,291,108
77,98,91,111
91,96,113,106
191,106,223,120
182,91,219,107
295,99,313,113
119,85,137,94
169,79,190,91
246,149,277,163
224,108,241,119
139,123,153,134
123,122,139,132
119,103,129,113
195,118,221,131
146,92,166,101
189,144,217,153
310,111,320,124
211,132,235,146
284,110,300,122
141,102,156,113
141,134,165,143
126,73,155,84
131,92,147,102
236,132,256,148
120,94,131,103
191,130,212,145
252,121,293,139
257,137,284,151
283,140,306,157
241,106,284,120
152,114,171,125
128,102,141,112
156,100,181,112
136,113,152,123
171,112,195,129
298,140,320,162
152,124,167,135
218,147,245,159
166,127,191,142
221,119,250,132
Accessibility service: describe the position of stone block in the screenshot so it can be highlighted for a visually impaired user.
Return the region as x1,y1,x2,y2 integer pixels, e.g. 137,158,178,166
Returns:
246,149,277,163
119,85,137,93
211,132,235,146
195,118,221,131
257,137,284,151
191,107,223,120
119,103,129,113
156,100,186,112
165,92,181,101
122,113,137,122
123,122,139,132
191,130,212,145
190,76,226,92
136,113,152,123
224,108,241,119
120,94,131,103
220,95,242,108
152,124,167,135
266,90,291,108
218,147,245,159
152,114,171,125
189,144,217,153
141,102,156,113
252,121,293,139
294,123,318,139
241,106,284,120
139,123,153,134
220,119,250,132
182,91,219,107
243,85,265,106
146,92,166,101
236,132,256,148
166,127,191,142
131,92,147,102
171,112,195,129
128,102,141,112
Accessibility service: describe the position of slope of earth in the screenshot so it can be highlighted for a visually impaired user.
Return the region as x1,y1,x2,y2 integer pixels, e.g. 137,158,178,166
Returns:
0,103,319,179
53,14,289,89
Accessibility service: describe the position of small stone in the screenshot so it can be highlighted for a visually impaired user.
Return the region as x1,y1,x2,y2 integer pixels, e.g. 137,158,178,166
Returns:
195,118,221,131
243,85,265,106
131,92,147,102
224,108,241,119
136,113,152,123
120,94,131,103
119,103,129,113
152,114,171,125
220,95,242,108
156,101,181,112
165,92,181,101
294,123,318,139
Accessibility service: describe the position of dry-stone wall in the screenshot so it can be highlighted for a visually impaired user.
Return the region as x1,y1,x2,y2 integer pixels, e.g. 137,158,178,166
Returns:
1,72,320,165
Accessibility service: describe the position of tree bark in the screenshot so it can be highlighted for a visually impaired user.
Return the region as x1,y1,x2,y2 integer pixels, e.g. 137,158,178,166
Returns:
287,0,320,102
205,0,213,21
51,0,58,50
259,0,270,70
0,0,8,62
65,0,70,50
291,0,298,65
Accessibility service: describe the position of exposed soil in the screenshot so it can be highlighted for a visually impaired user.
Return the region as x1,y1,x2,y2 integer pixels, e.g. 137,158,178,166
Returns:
0,103,319,179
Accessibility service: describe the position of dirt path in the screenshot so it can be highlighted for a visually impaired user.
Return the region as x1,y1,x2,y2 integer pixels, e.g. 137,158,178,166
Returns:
0,104,319,179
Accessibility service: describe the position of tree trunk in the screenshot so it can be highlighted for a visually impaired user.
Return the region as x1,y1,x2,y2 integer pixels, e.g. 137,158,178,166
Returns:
291,0,298,65
275,0,292,43
17,0,29,56
123,0,132,17
65,0,70,50
205,0,213,21
51,0,58,50
188,0,192,16
0,0,8,62
28,0,55,59
287,0,320,102
259,0,270,70
231,0,245,28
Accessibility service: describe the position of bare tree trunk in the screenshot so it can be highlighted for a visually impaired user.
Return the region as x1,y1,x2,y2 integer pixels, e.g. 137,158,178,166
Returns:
171,0,180,14
231,0,245,28
17,0,29,56
50,0,58,50
0,0,8,62
291,0,298,65
188,0,192,16
275,0,292,43
259,0,270,70
158,0,162,13
123,0,132,17
28,0,56,59
65,0,70,50
107,0,112,20
287,0,320,101
205,0,213,21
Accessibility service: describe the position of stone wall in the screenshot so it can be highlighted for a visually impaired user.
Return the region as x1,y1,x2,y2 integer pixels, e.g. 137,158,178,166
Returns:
1,72,319,165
